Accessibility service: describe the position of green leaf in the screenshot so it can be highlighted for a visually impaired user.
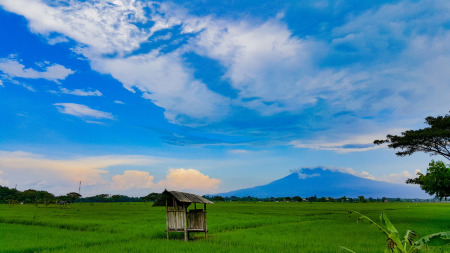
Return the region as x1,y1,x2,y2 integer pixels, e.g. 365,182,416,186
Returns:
380,213,398,234
414,231,450,247
339,246,356,253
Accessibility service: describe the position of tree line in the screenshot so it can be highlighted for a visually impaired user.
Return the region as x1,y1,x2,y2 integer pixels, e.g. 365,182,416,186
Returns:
0,186,162,204
204,195,436,203
2,185,436,204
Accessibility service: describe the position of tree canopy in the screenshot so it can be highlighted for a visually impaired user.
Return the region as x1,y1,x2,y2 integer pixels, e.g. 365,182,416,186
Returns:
66,192,82,203
374,111,450,200
374,112,450,161
406,160,450,200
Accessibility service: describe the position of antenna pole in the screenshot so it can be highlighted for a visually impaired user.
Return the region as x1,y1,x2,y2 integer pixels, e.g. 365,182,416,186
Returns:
79,181,81,195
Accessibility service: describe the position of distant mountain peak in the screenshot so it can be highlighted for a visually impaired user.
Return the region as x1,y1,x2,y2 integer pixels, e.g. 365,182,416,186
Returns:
217,167,430,199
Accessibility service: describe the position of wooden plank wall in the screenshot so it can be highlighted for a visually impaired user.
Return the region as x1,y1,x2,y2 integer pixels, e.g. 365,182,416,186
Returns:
167,207,186,230
187,210,206,230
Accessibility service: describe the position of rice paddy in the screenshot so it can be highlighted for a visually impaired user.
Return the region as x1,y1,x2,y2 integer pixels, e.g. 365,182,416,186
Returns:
1,202,449,252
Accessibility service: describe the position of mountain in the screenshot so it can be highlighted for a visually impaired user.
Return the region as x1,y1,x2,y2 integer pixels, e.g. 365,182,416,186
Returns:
217,168,430,199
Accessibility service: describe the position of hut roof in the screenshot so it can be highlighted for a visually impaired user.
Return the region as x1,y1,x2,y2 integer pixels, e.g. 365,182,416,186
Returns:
152,190,214,206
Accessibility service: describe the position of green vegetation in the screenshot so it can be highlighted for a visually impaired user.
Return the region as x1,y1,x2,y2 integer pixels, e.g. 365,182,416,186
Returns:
374,112,450,161
406,161,450,200
0,202,449,252
342,210,450,252
374,111,450,200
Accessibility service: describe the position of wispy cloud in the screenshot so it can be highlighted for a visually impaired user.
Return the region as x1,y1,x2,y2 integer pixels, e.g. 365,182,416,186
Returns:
0,57,74,82
290,132,393,153
54,103,114,120
56,87,103,96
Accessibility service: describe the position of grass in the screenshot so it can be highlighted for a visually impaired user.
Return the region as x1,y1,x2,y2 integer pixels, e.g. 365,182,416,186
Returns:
0,202,449,252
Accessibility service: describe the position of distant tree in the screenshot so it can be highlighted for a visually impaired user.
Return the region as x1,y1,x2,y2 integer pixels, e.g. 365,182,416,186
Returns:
66,192,82,204
292,196,302,202
142,192,161,202
98,194,109,202
406,160,450,200
308,195,317,202
358,196,367,203
374,112,450,161
211,196,225,201
111,194,122,202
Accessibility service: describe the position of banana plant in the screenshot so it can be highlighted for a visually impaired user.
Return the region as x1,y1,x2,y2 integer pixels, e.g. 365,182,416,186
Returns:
340,210,450,253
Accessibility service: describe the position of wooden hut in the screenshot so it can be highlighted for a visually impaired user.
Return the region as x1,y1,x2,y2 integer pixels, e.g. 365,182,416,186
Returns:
153,190,213,241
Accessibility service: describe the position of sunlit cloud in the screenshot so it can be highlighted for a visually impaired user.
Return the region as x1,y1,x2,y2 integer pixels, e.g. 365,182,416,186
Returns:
157,168,221,192
0,151,156,192
0,151,222,195
111,170,154,190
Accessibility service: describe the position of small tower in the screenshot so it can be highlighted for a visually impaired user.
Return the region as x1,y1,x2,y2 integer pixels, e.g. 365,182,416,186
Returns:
153,190,213,241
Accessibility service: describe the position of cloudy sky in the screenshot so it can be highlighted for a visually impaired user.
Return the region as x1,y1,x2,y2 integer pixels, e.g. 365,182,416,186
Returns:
0,0,448,196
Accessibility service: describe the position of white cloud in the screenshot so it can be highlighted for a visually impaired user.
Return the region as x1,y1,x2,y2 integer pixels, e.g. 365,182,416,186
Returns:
299,166,417,184
54,103,114,120
0,151,156,194
111,170,154,190
91,51,230,123
157,168,221,192
0,57,74,82
297,172,320,179
289,131,398,153
1,0,449,133
0,151,222,195
0,0,154,55
190,18,328,114
47,36,69,45
114,100,125,104
377,170,414,184
58,87,102,96
228,149,250,154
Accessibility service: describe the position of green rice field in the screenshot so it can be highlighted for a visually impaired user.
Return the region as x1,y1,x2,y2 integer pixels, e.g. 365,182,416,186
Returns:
0,202,449,252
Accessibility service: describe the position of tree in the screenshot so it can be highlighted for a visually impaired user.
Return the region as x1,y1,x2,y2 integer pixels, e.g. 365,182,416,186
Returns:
374,112,450,161
374,112,450,199
406,160,450,200
111,194,122,202
66,192,82,204
98,194,109,202
141,192,161,202
358,196,367,203
292,196,302,202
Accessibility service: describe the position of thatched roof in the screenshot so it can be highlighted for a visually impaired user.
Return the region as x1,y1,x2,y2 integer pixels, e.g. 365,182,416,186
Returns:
152,190,214,207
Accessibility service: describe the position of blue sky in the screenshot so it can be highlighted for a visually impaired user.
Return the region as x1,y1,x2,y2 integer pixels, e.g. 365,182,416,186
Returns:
0,0,449,196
